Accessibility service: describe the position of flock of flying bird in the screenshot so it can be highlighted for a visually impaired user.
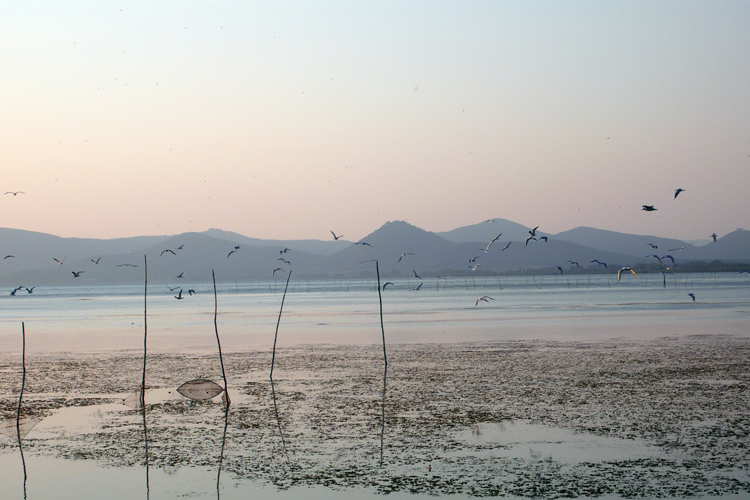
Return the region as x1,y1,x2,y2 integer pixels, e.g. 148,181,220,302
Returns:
2,187,744,305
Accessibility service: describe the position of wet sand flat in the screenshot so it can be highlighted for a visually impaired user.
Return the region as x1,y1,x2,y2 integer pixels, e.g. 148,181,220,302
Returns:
1,336,749,498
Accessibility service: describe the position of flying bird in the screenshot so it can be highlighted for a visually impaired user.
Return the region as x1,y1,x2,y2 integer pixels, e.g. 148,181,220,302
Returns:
165,285,180,292
71,271,84,278
330,231,344,240
176,245,184,250
739,270,750,274
539,236,548,242
468,256,480,263
278,258,291,265
688,293,696,302
175,289,184,300
160,249,176,257
227,249,238,258
188,289,196,296
4,191,25,196
647,254,663,264
711,233,717,243
528,226,539,237
668,243,693,251
484,219,496,223
280,248,290,254
53,257,66,265
413,269,422,279
469,264,482,271
483,234,502,252
4,255,14,259
642,205,657,211
556,266,563,274
355,241,373,247
502,242,512,251
176,272,184,278
662,255,675,265
382,282,394,290
412,282,423,291
617,267,637,281
476,295,495,306
590,260,608,268
272,267,285,275
25,286,35,294
10,286,24,296
91,258,101,264
118,263,138,267
647,243,658,249
398,253,415,263
674,188,685,199
525,235,537,246
566,261,580,267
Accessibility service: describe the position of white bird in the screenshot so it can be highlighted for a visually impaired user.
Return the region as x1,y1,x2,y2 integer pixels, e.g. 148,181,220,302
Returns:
617,267,637,281
483,234,502,252
469,264,481,271
53,257,66,265
475,295,494,306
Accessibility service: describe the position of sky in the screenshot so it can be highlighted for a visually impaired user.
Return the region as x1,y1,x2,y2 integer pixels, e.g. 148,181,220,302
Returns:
2,1,749,242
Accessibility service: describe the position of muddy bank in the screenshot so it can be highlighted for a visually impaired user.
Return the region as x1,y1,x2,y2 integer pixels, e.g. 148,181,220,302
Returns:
1,336,749,498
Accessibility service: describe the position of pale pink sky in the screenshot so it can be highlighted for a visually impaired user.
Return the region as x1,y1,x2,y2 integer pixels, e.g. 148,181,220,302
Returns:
2,1,749,242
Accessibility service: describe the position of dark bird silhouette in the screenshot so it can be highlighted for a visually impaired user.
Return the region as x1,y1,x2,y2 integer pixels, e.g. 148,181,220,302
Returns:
412,282,423,291
175,289,183,300
566,261,580,267
398,252,415,263
688,293,696,302
476,295,494,306
591,259,607,268
355,241,373,247
642,205,657,211
739,270,750,274
539,236,548,242
4,255,14,259
176,272,184,278
53,257,66,265
330,231,343,240
556,266,563,274
188,289,196,296
468,256,480,263
528,226,539,237
502,242,512,251
160,249,176,257
118,263,138,267
382,282,394,290
278,258,291,265
272,267,285,275
648,254,663,264
71,271,84,278
227,249,238,258
525,235,537,246
662,255,675,265
413,269,422,279
647,243,658,249
10,286,24,296
617,267,637,281
25,286,35,294
711,233,717,242
280,248,290,254
166,285,180,292
176,245,184,250
91,257,101,264
674,188,686,199
4,191,25,196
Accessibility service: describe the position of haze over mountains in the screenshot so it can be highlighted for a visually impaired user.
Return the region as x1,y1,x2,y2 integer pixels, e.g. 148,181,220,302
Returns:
1,219,748,285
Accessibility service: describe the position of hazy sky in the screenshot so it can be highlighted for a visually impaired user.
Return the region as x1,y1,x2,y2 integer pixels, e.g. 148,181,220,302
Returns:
2,1,749,242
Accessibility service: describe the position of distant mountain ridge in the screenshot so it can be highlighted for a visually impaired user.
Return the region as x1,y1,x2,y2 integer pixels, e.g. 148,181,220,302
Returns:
1,222,748,285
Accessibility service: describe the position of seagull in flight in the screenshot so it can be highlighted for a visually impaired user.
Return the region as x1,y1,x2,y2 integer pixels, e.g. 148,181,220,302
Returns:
647,254,663,264
711,233,717,243
10,286,24,296
176,272,183,278
53,257,66,265
483,234,502,252
617,267,637,281
556,266,563,274
160,249,176,257
528,226,539,237
739,270,750,274
469,264,482,271
330,231,344,240
398,253,415,263
539,236,548,242
484,219,496,223
355,241,373,247
647,243,658,249
117,263,138,268
525,235,537,246
413,269,422,279
91,257,101,264
674,188,686,199
280,248,291,254
382,282,394,290
476,295,494,306
227,249,238,258
688,293,696,302
188,289,196,296
412,282,423,291
272,267,285,275
278,258,291,265
590,260,607,268
502,242,512,251
566,261,580,267
165,285,180,292
662,255,675,265
4,191,25,196
642,205,657,211
176,245,184,250
4,255,14,260
468,256,480,263
71,271,84,278
25,286,35,294
175,289,184,300
668,243,693,252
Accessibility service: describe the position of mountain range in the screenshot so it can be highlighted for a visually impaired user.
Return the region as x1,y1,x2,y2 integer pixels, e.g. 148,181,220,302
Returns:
1,220,748,285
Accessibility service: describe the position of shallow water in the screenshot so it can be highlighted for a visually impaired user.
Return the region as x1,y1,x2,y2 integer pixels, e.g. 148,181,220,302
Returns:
1,275,749,498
